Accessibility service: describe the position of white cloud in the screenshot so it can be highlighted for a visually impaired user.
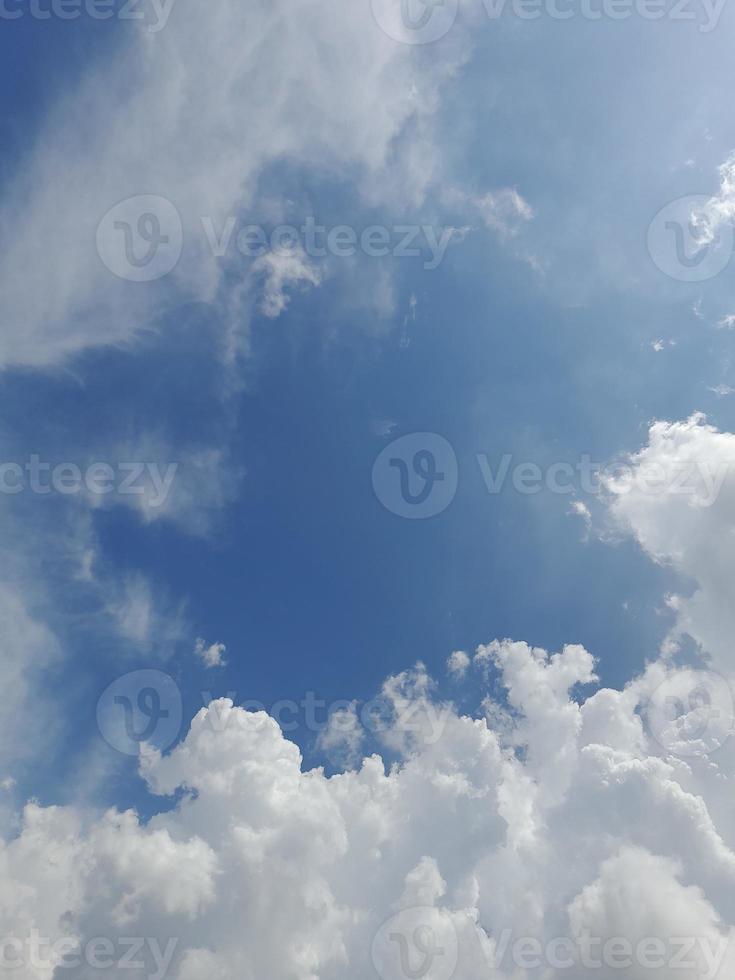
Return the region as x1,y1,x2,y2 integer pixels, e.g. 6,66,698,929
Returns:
252,248,322,319
691,152,735,248
0,0,468,368
446,650,470,678
194,639,227,669
3,639,735,979
440,185,537,273
109,574,187,657
566,847,733,979
605,413,735,673
0,586,61,779
82,438,242,537
569,500,592,535
316,702,365,770
473,188,534,238
12,10,735,975
442,185,534,240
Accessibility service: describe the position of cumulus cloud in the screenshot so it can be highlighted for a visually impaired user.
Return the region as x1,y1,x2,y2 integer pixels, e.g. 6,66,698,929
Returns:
3,636,735,980
3,413,735,980
315,701,365,770
605,413,735,673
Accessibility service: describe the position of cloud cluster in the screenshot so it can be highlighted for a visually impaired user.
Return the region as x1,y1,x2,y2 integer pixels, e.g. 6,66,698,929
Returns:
3,396,735,980
3,632,735,980
3,413,735,978
6,3,735,975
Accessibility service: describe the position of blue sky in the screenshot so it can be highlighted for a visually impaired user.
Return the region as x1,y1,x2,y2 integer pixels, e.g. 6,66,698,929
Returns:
2,0,735,813
6,3,735,979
